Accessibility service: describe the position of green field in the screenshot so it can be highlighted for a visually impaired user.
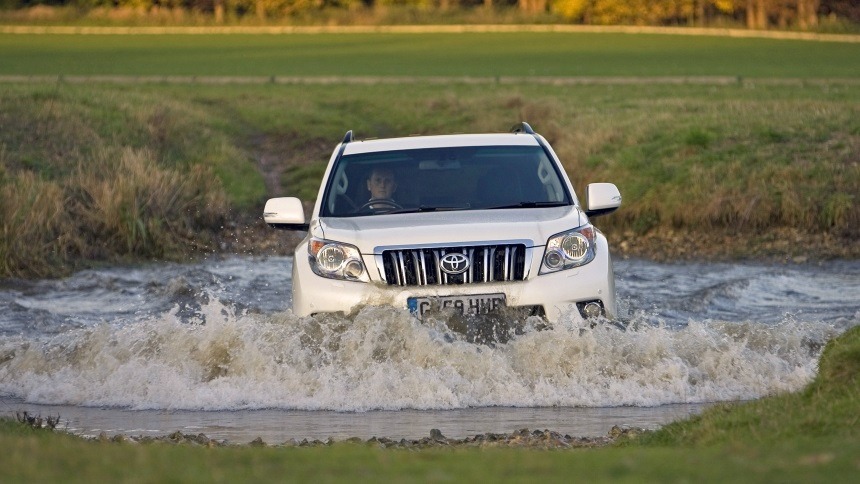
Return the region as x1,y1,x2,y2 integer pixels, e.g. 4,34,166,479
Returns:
1,32,859,78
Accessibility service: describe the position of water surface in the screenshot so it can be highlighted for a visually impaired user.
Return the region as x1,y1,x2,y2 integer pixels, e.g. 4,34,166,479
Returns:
1,257,857,442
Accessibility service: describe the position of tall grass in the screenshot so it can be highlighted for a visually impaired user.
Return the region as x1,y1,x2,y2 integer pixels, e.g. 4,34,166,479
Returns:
0,148,227,278
0,171,68,278
0,83,248,278
68,148,227,258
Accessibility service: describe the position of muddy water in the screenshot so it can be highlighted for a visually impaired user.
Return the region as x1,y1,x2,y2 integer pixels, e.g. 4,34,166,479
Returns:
0,257,857,442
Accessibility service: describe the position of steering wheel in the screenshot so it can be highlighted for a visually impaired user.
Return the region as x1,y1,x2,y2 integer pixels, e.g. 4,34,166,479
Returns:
357,199,402,213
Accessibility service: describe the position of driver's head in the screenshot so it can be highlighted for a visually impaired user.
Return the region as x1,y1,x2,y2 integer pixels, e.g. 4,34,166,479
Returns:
367,167,397,200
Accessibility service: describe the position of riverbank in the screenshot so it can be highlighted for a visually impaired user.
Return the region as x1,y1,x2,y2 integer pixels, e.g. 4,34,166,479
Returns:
57,426,633,450
1,63,858,278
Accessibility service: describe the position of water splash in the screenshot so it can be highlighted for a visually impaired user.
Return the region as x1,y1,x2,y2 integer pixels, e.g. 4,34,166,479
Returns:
0,297,842,412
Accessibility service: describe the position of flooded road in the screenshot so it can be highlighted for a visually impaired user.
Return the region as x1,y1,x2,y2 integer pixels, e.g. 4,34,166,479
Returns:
0,256,858,442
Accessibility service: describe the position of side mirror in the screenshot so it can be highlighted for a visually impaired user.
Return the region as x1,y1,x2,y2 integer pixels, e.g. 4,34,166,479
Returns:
263,197,309,231
584,183,622,218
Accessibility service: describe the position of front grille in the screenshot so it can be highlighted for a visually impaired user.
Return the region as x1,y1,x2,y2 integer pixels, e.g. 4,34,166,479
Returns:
380,244,528,286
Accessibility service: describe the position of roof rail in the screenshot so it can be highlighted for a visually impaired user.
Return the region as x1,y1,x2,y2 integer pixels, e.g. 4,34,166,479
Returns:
342,130,354,144
511,122,536,135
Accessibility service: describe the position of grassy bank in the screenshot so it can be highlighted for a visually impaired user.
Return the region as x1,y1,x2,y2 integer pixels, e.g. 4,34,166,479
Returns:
1,326,857,482
1,80,858,277
0,82,259,277
640,324,860,449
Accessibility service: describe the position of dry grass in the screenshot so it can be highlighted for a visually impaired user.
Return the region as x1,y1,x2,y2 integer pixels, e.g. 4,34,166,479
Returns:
0,81,264,278
69,148,228,257
0,148,227,278
0,171,69,278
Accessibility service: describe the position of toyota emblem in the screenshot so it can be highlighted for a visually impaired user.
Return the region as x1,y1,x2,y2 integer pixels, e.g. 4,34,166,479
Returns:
439,253,470,275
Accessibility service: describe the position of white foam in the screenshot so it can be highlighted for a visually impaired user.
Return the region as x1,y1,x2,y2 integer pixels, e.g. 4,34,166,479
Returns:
0,298,844,411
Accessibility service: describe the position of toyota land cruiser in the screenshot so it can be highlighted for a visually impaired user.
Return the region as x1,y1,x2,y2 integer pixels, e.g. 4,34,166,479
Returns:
264,123,622,324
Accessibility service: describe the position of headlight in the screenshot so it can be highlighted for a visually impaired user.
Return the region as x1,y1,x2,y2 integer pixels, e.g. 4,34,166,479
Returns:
308,238,369,282
540,225,596,274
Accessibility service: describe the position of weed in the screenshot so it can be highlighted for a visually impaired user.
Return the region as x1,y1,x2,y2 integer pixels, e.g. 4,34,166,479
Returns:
15,412,60,430
684,128,712,149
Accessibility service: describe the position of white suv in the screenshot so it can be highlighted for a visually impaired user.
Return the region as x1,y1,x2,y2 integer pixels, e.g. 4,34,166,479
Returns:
264,123,621,325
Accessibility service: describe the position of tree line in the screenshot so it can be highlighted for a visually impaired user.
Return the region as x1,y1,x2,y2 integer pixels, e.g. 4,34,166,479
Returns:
3,0,859,30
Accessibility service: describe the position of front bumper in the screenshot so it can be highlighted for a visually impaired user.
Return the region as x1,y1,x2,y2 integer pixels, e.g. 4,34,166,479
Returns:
291,234,616,323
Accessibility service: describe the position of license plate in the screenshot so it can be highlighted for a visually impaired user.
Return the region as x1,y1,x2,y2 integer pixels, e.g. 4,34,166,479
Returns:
407,294,506,318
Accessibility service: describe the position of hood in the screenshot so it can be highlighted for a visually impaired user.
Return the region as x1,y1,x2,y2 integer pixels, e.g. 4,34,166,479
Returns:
315,206,586,254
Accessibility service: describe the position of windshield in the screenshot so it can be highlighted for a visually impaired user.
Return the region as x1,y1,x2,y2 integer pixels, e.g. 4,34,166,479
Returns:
320,145,572,217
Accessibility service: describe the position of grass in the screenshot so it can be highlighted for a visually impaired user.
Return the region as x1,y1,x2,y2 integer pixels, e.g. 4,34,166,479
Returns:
0,147,229,278
0,82,253,277
1,32,860,78
0,32,858,277
1,80,858,277
1,325,857,482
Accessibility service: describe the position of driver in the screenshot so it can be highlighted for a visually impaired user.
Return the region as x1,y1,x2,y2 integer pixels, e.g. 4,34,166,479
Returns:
364,167,399,211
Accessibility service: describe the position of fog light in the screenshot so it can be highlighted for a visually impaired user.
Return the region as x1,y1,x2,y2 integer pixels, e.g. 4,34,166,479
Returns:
582,302,603,319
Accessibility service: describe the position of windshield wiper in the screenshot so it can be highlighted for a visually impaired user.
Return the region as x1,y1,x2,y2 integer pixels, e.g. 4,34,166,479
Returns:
485,201,569,210
387,205,470,214
384,202,567,214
